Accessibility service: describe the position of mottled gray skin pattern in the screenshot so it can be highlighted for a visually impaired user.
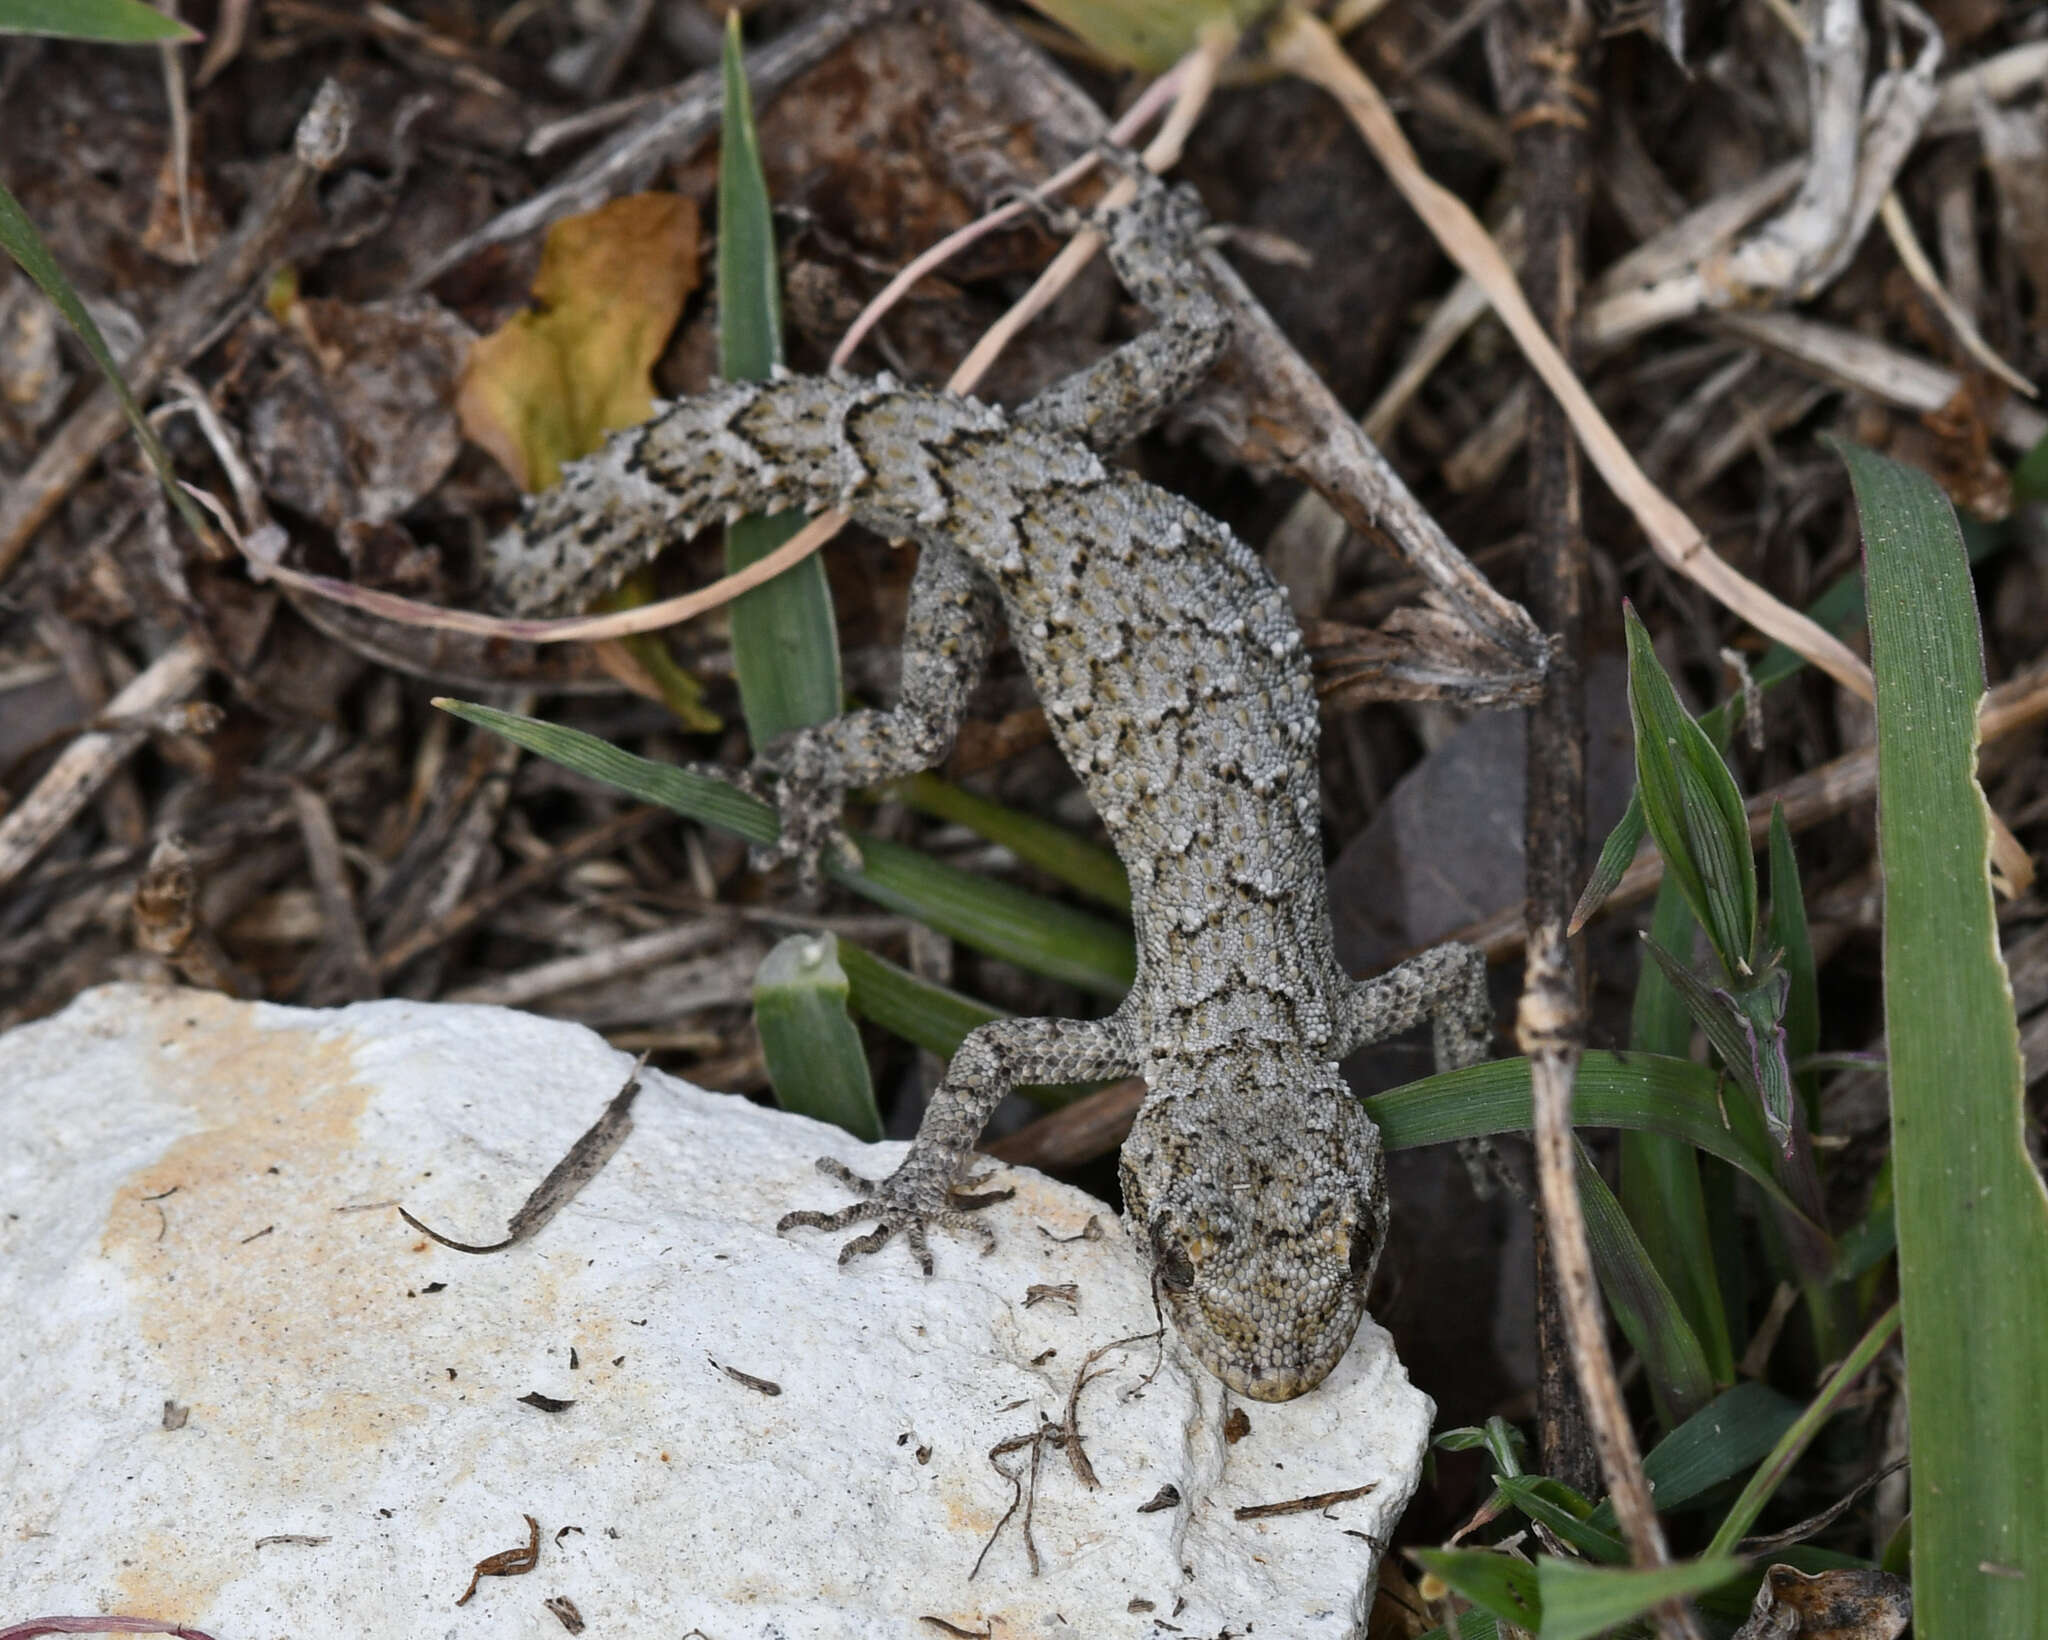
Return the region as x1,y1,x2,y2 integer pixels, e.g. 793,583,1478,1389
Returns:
490,178,1492,1401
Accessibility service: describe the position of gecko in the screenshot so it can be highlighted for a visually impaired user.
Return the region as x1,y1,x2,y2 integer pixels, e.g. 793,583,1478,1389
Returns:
487,171,1493,1402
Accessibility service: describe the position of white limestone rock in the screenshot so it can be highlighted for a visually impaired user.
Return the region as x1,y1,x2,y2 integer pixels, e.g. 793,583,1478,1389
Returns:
1,984,1433,1636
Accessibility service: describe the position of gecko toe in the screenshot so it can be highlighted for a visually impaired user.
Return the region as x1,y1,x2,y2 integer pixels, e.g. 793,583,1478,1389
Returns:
776,1201,878,1234
946,1186,1016,1212
815,1155,881,1196
837,1221,903,1265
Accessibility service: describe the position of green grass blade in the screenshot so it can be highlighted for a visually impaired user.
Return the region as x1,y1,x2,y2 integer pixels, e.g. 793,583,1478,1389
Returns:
1572,789,1646,933
1533,1555,1745,1640
716,10,839,744
851,834,1133,996
438,697,777,838
1411,1548,1541,1635
1627,878,1696,1038
835,939,1002,1058
1589,1380,1803,1529
1766,805,1819,1122
716,11,782,386
1639,936,1766,1098
0,180,217,548
1576,563,1894,931
832,940,1109,1105
1440,1416,1532,1476
1624,602,1755,978
1619,1119,1734,1395
1493,1475,1629,1564
0,0,198,40
1577,1143,1715,1422
1366,1052,1801,1219
1839,437,2048,1629
1577,521,1998,929
1763,806,1844,1362
895,771,1132,914
1704,1301,1900,1557
436,699,1135,996
753,933,881,1140
1623,878,1737,1387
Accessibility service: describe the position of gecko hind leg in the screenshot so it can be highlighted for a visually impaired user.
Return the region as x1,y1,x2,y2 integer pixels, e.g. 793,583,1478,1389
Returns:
744,539,1000,886
1016,162,1230,454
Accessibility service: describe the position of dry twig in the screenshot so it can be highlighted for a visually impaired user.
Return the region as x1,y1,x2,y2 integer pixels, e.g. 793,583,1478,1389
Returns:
0,638,210,893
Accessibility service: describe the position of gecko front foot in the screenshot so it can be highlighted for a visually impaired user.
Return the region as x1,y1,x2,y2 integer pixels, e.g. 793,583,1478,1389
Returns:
777,1155,1014,1274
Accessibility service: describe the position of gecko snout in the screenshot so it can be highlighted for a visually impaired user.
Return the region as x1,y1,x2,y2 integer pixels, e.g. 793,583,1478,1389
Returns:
1122,1084,1388,1401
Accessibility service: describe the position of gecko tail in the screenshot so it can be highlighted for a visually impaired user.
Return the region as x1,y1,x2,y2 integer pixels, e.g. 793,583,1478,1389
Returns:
486,374,1014,617
484,380,842,616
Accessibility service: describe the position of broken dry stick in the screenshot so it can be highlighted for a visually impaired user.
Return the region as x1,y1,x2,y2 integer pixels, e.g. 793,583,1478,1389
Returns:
399,1061,644,1253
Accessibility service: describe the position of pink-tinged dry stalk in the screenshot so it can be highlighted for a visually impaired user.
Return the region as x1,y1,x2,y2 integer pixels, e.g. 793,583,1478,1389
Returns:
0,1620,219,1639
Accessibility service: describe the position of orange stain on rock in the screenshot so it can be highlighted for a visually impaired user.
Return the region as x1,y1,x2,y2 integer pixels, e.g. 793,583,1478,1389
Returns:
95,990,421,1613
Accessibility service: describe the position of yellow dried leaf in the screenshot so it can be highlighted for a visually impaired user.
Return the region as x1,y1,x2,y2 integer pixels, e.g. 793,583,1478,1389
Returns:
458,193,701,492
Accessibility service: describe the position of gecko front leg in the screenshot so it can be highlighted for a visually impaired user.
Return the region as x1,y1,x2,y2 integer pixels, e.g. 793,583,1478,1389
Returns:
1335,941,1493,1071
778,1012,1138,1270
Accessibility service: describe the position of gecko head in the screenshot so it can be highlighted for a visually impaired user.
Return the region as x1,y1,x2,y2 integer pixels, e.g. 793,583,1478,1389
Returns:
1120,1059,1388,1402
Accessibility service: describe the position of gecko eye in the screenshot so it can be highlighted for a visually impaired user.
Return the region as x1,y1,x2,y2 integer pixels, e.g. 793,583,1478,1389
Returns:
1153,1228,1196,1292
1347,1217,1381,1277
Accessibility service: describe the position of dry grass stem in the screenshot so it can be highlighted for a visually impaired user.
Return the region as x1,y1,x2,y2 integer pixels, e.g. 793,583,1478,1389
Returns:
1876,193,2032,395
1361,212,1521,447
403,0,905,293
1269,8,1875,706
1751,0,2027,392
0,86,351,580
1520,928,1701,1640
445,919,738,1009
1709,310,2048,450
829,66,1189,370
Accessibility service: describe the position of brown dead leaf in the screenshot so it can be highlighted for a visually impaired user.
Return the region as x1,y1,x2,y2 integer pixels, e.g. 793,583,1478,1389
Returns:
457,194,702,492
1922,380,2013,524
1731,1565,1911,1640
241,296,477,529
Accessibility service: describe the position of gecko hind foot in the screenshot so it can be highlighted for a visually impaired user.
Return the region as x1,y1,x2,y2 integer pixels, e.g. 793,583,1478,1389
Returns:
673,761,846,888
777,1155,1014,1274
1087,145,1209,243
744,789,862,892
747,731,868,889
